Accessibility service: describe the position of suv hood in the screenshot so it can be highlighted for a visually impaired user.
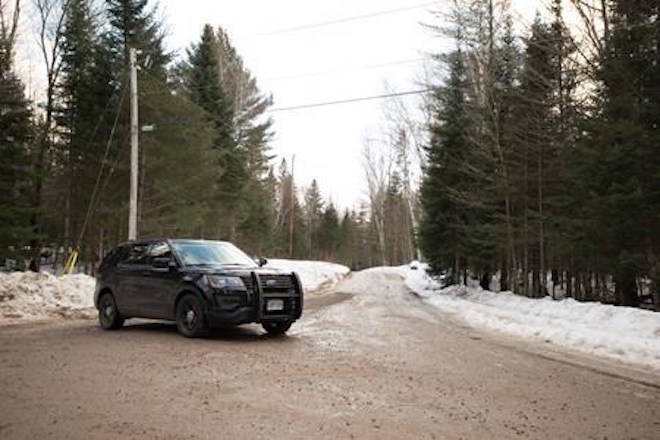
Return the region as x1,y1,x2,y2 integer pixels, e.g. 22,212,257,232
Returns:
181,265,291,277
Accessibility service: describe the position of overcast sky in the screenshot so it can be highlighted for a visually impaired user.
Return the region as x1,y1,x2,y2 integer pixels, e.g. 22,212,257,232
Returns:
18,0,543,210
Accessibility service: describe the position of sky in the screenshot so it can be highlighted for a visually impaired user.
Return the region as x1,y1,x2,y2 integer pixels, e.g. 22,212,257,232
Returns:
163,0,449,210
16,0,543,210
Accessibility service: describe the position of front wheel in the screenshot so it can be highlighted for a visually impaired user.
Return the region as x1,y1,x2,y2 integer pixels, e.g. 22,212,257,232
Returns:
262,321,292,336
175,294,209,338
98,293,124,330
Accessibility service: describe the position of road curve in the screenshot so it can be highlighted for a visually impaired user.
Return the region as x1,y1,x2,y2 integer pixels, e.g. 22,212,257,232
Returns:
0,270,659,439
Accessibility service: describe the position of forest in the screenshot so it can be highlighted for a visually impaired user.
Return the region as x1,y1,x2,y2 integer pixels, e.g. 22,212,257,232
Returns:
1,0,659,310
0,0,418,272
419,0,660,310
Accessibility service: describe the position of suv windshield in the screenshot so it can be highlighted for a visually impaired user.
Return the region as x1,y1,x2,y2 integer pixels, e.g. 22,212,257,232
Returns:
171,240,256,267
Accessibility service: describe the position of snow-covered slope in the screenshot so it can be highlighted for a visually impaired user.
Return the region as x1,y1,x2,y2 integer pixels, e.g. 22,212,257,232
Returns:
382,263,660,369
0,260,349,324
0,272,95,323
265,259,350,291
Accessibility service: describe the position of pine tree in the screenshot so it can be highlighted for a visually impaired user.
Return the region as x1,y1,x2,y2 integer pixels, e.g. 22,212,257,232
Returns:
106,0,169,76
514,15,556,297
317,202,340,260
0,34,33,261
419,50,471,281
185,25,246,240
303,179,323,258
53,0,104,252
582,0,660,306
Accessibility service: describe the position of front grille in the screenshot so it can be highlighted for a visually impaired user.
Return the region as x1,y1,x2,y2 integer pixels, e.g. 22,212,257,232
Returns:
240,275,256,304
240,275,254,292
259,274,294,291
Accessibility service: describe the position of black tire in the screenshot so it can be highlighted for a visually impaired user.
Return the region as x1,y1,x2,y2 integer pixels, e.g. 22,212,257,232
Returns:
175,294,209,338
98,293,124,330
262,321,292,336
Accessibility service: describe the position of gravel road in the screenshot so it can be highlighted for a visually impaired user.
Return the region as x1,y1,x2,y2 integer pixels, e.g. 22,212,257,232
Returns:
1,270,659,439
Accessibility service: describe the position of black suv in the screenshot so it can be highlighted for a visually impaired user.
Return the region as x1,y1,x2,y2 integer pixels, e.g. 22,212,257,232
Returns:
94,239,303,337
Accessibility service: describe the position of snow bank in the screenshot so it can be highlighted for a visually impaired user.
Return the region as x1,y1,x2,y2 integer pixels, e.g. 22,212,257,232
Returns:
265,259,350,291
0,272,95,323
393,263,660,369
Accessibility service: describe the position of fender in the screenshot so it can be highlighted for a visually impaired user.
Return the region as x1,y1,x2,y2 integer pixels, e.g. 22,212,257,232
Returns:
171,274,212,320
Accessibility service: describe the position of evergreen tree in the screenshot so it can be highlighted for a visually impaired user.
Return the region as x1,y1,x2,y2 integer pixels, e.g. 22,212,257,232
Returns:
303,179,323,258
317,202,340,260
106,0,169,76
514,16,556,297
0,34,33,261
185,25,248,240
53,0,105,251
582,0,660,306
419,50,471,281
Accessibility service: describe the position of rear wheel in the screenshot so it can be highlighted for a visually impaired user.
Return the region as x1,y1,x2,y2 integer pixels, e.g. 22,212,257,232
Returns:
98,293,124,330
262,321,292,336
175,294,208,338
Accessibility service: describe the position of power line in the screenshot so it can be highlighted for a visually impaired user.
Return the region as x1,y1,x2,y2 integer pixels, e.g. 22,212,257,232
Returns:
268,89,432,113
76,83,127,248
253,1,439,37
266,58,425,81
138,57,428,98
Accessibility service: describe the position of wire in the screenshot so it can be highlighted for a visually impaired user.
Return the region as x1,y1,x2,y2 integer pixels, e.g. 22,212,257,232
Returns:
76,83,127,248
252,1,439,37
268,89,432,113
266,58,425,81
139,57,427,97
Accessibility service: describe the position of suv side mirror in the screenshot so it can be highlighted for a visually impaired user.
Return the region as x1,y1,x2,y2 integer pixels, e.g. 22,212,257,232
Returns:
152,256,175,271
257,257,268,267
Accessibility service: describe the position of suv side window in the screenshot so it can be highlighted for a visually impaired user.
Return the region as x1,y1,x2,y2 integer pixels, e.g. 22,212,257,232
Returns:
120,244,150,266
147,242,172,264
100,246,126,269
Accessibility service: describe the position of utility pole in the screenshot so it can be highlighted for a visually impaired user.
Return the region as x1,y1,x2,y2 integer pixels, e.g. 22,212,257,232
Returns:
128,47,139,240
288,155,295,258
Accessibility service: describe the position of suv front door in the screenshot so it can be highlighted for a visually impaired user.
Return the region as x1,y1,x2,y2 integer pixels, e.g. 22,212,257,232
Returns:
143,241,180,319
115,243,151,316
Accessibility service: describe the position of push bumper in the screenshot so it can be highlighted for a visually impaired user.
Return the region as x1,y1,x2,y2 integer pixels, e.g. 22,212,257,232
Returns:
203,271,304,328
205,306,258,328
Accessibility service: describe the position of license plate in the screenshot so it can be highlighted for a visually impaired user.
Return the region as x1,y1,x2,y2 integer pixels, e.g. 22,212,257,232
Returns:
266,299,284,312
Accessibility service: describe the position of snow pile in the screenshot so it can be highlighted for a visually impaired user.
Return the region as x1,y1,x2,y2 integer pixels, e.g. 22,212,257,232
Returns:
265,259,350,291
399,263,660,369
0,272,95,323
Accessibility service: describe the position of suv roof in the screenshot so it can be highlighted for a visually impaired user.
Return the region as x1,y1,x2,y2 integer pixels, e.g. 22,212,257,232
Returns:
115,238,232,247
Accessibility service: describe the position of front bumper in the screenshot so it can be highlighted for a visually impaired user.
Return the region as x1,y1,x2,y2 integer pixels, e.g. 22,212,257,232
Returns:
204,272,304,327
206,306,258,327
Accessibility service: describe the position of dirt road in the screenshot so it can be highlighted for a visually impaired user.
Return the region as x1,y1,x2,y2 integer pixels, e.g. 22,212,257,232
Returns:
1,270,659,439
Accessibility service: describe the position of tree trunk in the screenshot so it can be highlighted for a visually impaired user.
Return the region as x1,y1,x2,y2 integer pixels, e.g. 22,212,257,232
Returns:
480,271,491,291
614,269,638,307
538,139,546,296
500,257,509,292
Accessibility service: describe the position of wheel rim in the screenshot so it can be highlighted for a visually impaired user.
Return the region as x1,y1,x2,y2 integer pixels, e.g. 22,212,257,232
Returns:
179,299,199,332
100,297,115,325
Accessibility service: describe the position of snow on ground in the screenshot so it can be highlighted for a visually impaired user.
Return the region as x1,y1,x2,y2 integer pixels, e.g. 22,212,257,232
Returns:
369,263,660,370
0,259,349,324
265,259,350,291
0,271,95,323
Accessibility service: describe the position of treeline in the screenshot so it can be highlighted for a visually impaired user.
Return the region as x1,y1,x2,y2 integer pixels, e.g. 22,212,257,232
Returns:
0,0,417,271
419,0,660,310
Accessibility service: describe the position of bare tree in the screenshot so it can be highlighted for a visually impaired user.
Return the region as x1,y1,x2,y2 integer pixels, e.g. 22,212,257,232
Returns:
29,0,71,269
363,138,394,266
0,0,21,56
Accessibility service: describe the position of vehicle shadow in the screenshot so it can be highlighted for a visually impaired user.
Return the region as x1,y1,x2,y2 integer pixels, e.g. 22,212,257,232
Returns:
119,320,298,343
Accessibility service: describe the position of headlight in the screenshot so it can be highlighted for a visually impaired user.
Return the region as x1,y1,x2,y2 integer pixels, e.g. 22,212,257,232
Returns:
204,275,245,291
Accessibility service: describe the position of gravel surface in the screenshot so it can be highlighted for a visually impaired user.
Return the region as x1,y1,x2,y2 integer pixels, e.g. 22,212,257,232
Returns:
0,270,659,439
